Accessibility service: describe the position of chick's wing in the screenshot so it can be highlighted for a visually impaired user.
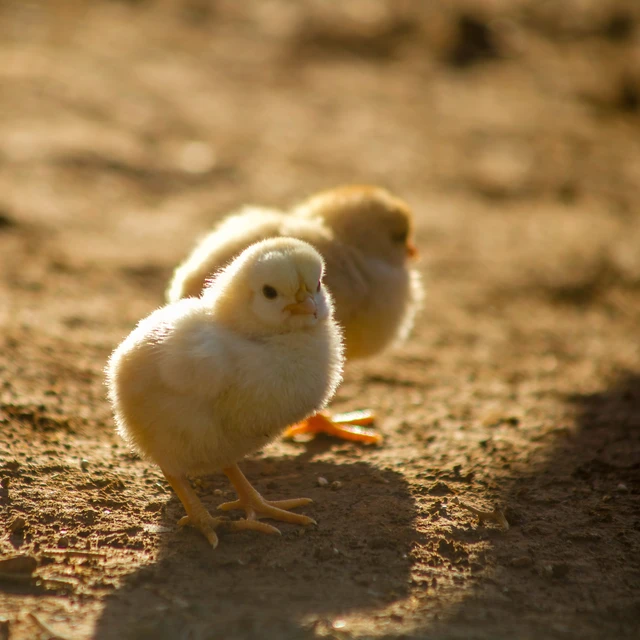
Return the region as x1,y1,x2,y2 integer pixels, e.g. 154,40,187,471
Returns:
145,305,233,400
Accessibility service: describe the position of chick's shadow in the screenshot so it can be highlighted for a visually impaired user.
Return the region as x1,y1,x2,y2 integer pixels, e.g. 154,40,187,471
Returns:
94,453,421,640
422,372,640,640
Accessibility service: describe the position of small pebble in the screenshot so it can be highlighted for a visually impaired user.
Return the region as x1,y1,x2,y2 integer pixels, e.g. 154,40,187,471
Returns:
177,141,216,174
510,555,533,568
330,481,343,491
8,516,26,533
80,459,90,471
544,563,570,579
317,477,329,487
313,546,334,561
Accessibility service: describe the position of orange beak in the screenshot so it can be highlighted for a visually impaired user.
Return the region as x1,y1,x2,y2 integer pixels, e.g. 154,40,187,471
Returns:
406,239,419,259
284,287,317,317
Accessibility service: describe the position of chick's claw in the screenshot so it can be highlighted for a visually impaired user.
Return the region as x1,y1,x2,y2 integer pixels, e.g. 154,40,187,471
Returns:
283,410,382,445
177,512,223,548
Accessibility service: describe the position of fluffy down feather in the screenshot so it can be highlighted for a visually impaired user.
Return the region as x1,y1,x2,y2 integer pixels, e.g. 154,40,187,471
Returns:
106,238,344,546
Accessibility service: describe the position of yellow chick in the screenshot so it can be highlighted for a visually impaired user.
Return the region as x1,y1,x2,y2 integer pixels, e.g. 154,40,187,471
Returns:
166,185,423,444
106,238,344,548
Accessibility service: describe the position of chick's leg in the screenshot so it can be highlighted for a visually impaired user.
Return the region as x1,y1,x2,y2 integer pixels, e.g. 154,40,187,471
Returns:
162,471,224,548
282,410,382,445
218,464,316,533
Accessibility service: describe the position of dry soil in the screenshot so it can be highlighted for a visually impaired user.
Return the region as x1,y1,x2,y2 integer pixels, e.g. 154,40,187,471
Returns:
0,1,639,639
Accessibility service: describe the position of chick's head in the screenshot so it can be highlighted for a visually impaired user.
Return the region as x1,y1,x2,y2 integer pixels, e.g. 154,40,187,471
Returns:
296,185,418,266
205,238,332,336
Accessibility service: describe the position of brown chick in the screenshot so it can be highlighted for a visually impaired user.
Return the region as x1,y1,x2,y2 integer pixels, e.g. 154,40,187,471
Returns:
166,185,423,444
106,238,344,547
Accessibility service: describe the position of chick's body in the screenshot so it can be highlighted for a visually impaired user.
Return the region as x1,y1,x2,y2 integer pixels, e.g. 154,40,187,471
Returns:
107,238,343,547
309,239,418,360
110,297,339,476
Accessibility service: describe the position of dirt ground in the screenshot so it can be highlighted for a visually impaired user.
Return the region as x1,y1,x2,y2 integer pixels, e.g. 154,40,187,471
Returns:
1,1,639,638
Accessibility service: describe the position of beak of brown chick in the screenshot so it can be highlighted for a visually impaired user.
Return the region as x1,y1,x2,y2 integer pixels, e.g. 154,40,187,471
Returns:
406,239,419,260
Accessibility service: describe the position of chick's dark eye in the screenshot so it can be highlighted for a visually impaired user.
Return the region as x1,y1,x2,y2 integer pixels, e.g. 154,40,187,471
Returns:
392,230,409,244
262,285,278,299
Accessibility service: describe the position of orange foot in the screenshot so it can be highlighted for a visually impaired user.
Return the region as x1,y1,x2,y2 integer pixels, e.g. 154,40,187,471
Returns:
282,410,382,445
218,464,316,535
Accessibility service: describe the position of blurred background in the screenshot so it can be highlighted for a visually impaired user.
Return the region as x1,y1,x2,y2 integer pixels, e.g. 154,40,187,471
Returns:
1,2,639,639
1,0,639,270
2,0,640,330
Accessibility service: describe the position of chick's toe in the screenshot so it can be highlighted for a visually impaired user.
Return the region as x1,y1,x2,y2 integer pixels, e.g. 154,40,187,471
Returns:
223,519,281,536
164,472,224,548
219,464,316,528
283,410,382,445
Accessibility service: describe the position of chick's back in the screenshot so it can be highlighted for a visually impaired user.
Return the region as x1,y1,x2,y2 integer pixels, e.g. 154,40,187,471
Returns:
166,207,333,302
